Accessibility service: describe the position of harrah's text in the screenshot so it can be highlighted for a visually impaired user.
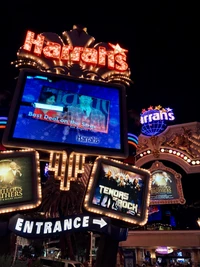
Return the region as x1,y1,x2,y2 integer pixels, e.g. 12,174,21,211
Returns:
22,30,129,72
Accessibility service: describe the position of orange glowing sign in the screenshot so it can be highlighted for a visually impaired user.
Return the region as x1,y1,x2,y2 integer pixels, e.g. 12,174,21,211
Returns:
22,30,129,72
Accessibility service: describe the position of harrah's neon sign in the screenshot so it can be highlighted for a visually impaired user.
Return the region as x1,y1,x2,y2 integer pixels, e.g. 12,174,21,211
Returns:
140,105,175,124
22,30,129,72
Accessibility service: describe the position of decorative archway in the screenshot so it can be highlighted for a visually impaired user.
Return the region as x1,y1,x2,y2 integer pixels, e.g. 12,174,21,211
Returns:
135,121,200,174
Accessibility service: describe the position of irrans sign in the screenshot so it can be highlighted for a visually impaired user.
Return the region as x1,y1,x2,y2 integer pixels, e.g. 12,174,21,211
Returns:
23,30,129,72
140,105,175,124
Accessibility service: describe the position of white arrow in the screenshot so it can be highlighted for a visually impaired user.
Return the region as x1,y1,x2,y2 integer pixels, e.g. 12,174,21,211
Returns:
92,218,107,228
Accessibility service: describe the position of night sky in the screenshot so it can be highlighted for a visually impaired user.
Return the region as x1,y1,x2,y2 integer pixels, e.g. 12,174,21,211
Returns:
0,1,199,124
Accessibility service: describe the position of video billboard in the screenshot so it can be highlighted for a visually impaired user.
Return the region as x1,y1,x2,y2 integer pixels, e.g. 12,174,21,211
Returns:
3,68,128,158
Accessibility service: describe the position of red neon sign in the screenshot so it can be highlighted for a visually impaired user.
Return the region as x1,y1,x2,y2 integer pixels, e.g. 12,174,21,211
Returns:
22,30,129,72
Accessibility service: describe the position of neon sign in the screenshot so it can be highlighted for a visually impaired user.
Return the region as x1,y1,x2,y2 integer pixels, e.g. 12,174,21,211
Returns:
155,246,173,254
22,30,128,72
140,105,175,136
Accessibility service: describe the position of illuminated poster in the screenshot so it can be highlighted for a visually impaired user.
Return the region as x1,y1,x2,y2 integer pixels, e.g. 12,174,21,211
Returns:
0,150,42,214
84,157,152,225
149,161,186,205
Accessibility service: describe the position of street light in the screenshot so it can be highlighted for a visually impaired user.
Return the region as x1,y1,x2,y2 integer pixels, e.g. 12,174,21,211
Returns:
197,218,200,227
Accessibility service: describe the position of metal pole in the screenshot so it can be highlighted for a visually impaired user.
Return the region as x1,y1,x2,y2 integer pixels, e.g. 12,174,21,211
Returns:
89,232,93,267
11,235,18,267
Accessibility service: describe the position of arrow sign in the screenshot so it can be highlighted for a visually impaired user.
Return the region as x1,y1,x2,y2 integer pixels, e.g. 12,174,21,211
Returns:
92,218,107,228
8,213,110,239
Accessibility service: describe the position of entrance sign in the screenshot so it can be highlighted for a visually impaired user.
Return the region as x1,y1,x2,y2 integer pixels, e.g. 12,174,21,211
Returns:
8,213,128,241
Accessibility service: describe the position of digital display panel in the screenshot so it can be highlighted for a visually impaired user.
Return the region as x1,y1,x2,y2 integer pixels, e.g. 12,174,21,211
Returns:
84,157,152,225
0,150,42,214
3,69,128,158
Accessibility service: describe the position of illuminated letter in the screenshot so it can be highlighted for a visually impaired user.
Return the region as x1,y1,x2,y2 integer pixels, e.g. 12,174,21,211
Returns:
81,48,97,65
99,185,105,194
70,47,83,62
115,54,128,71
73,217,81,228
23,220,34,233
143,115,149,123
44,222,52,234
82,216,89,227
107,51,115,69
148,114,153,122
43,41,61,59
152,112,160,121
64,218,72,230
53,221,62,233
15,218,24,231
61,45,73,61
140,115,144,124
160,111,168,120
23,30,44,55
98,46,107,66
168,112,175,121
35,222,44,234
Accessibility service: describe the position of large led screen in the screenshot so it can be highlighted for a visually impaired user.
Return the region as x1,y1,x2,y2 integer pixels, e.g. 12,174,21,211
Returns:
0,150,42,214
3,69,128,158
83,157,152,225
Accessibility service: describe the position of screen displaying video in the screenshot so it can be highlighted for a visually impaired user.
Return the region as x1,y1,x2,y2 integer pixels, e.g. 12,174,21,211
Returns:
3,69,128,158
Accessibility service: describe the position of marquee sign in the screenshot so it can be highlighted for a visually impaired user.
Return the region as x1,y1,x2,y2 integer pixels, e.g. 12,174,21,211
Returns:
8,213,128,241
13,25,132,85
140,105,175,136
23,31,128,71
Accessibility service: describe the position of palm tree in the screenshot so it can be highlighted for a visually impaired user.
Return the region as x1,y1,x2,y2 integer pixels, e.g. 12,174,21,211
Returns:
40,173,86,259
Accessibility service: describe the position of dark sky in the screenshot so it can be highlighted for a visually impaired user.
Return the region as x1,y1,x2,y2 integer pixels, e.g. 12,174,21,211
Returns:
0,1,199,124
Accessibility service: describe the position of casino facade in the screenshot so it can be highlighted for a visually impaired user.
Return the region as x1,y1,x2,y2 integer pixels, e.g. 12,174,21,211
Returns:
119,121,200,267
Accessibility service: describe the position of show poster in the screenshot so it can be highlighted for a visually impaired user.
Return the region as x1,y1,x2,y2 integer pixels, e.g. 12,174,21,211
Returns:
149,161,186,205
92,164,144,216
84,157,152,225
0,150,41,213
